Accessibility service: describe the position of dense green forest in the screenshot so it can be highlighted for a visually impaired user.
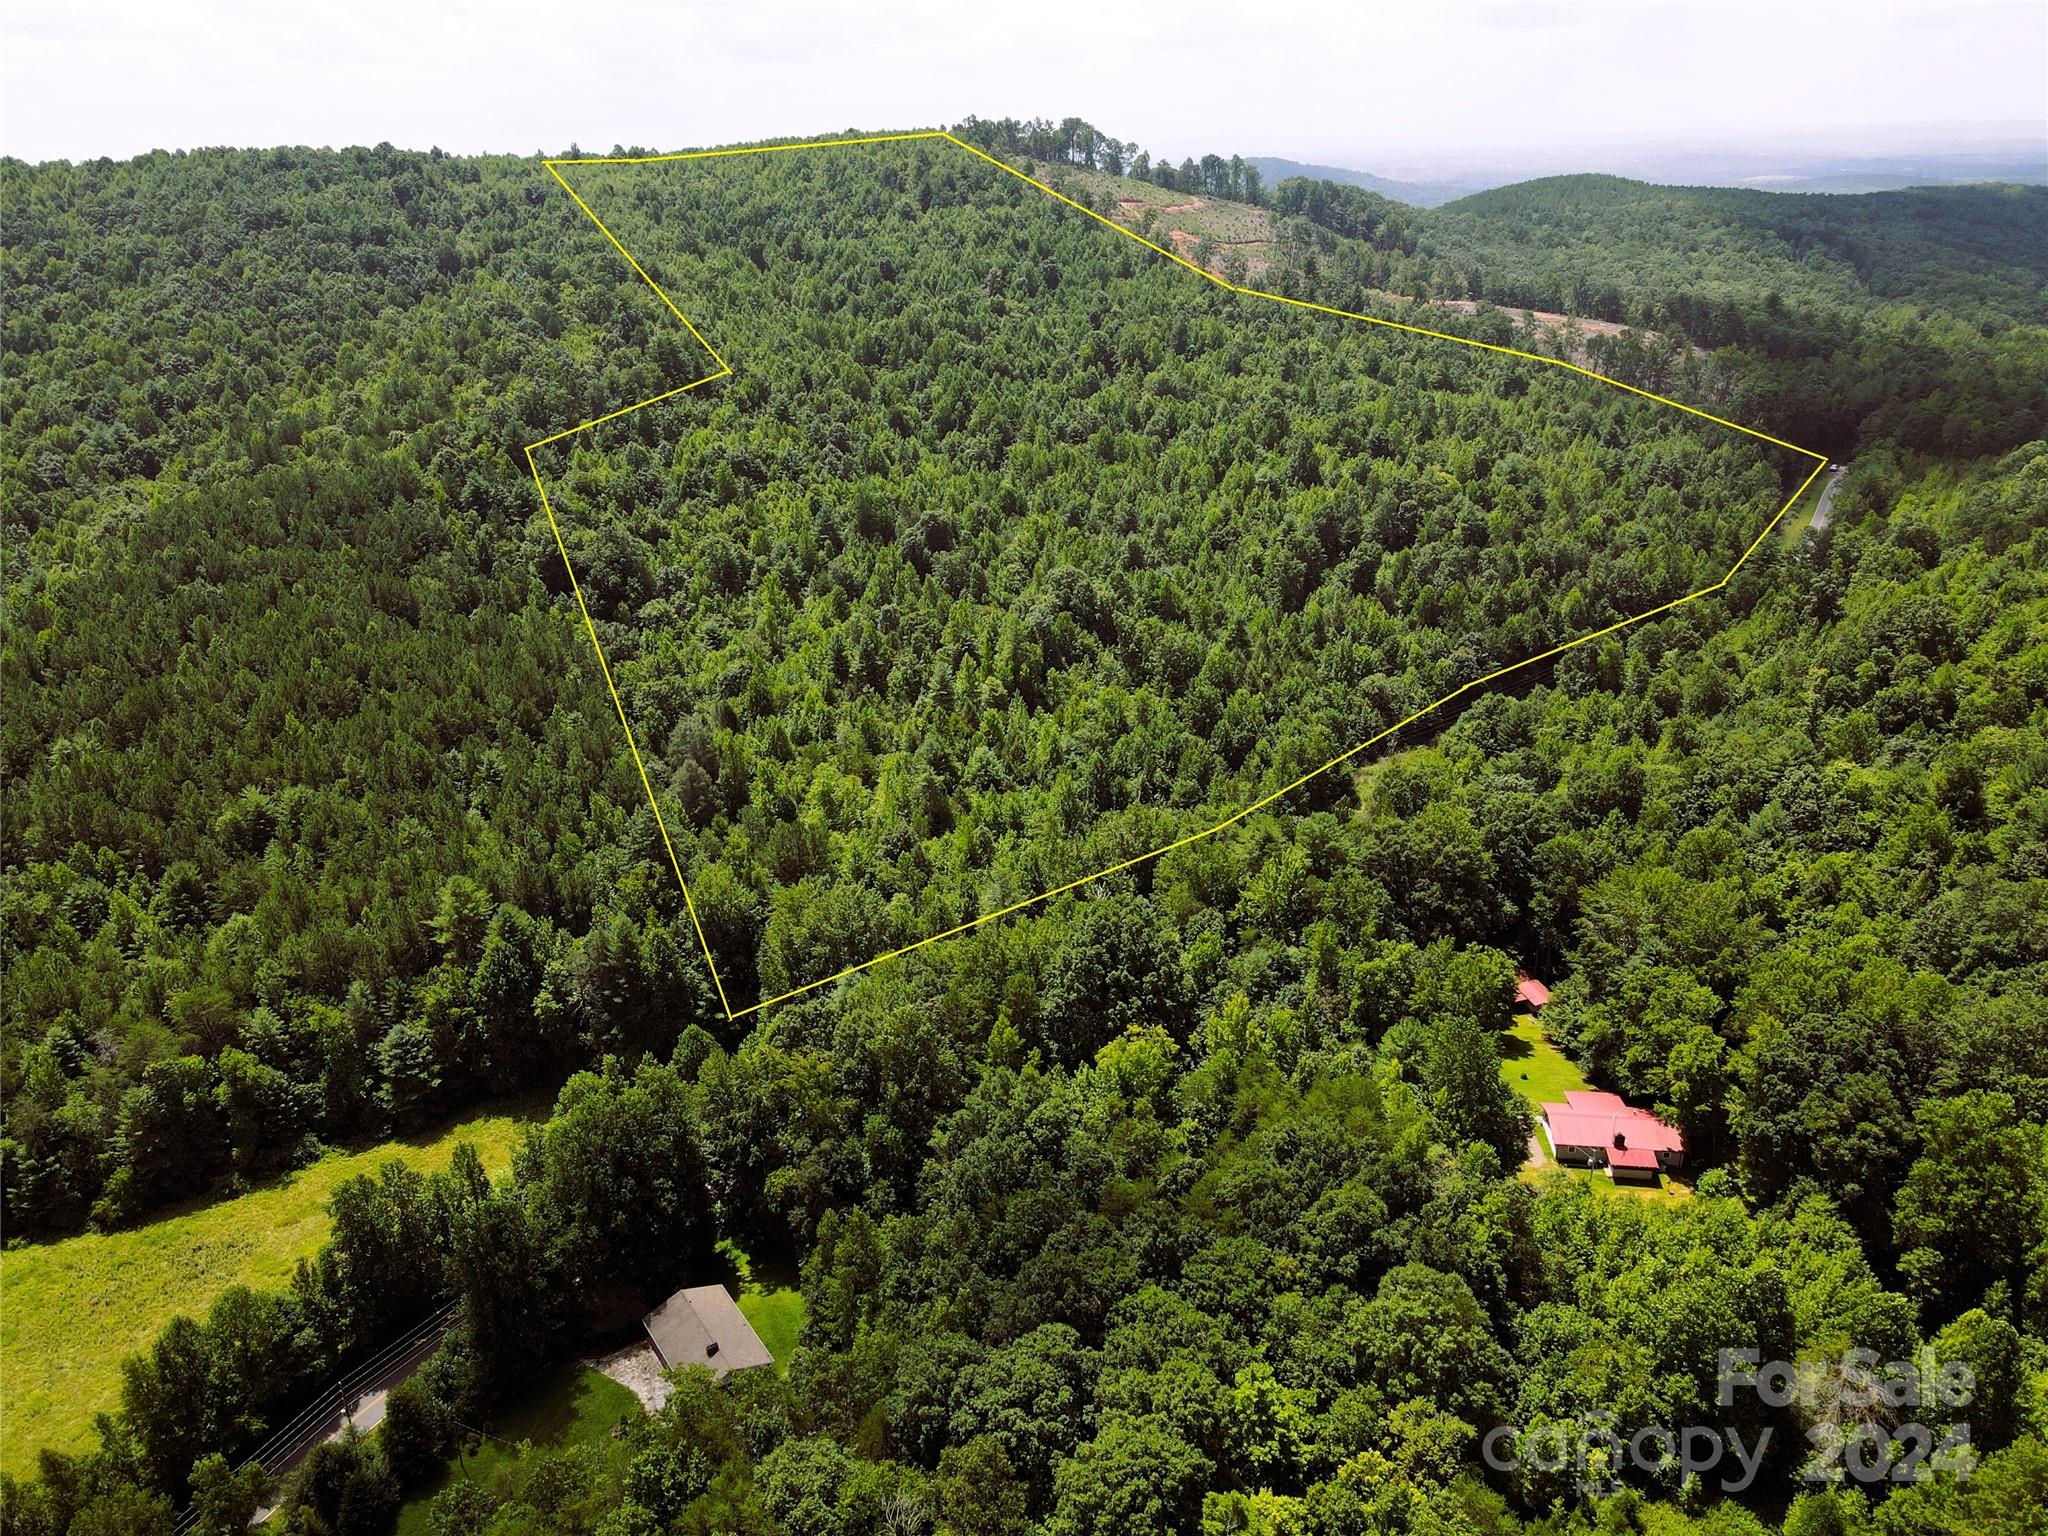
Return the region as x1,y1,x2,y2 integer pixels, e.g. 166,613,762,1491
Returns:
1283,175,2048,461
961,116,2048,460
3,133,1809,1233
3,119,2046,1536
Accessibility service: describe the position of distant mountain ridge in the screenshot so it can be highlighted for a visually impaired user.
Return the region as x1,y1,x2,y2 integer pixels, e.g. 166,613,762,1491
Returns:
1247,156,1472,207
1252,145,2046,207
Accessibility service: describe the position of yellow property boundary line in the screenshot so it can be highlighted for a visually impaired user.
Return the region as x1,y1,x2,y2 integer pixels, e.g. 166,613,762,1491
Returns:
522,129,1829,1022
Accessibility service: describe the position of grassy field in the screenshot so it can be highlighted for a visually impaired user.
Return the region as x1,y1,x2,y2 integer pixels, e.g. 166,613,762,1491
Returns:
394,1361,642,1536
0,1099,547,1477
738,1284,805,1371
1501,1012,1594,1107
1501,1014,1693,1204
720,1240,806,1373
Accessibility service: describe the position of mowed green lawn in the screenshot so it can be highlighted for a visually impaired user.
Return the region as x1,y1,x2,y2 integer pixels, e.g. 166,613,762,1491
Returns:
0,1099,546,1477
738,1284,805,1371
1501,1012,1593,1109
394,1362,642,1536
1500,1014,1693,1204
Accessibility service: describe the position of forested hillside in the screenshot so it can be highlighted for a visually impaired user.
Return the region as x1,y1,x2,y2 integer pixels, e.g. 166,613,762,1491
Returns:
3,136,1804,1235
1321,175,2048,459
4,145,658,1232
962,117,2048,461
2,122,2045,1536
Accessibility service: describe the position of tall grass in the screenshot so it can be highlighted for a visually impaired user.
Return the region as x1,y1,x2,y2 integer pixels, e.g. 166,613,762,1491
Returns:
1,1100,545,1476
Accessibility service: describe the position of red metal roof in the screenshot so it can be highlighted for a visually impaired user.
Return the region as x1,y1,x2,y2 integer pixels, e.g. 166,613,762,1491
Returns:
1565,1090,1628,1112
1607,1143,1660,1170
1515,973,1551,1009
1541,1091,1685,1155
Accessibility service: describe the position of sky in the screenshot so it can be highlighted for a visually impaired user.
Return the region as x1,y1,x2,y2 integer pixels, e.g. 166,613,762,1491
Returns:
2,0,2044,170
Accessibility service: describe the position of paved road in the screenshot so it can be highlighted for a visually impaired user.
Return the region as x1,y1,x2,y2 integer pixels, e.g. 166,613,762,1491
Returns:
1809,467,1846,533
271,1322,448,1476
187,1307,457,1532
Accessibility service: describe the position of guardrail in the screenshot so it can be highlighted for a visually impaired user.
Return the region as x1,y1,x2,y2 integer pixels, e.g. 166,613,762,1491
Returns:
172,1300,458,1532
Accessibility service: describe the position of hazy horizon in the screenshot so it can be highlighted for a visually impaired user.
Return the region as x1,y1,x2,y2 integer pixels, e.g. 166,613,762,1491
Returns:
4,119,2042,178
2,1,2043,171
1249,126,2048,187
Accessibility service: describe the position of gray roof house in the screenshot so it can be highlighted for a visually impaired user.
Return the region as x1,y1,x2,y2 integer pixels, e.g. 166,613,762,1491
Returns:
641,1284,774,1379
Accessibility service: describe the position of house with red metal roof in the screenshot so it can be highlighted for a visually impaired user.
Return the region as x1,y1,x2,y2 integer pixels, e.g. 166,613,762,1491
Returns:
1515,973,1550,1010
1540,1090,1684,1183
